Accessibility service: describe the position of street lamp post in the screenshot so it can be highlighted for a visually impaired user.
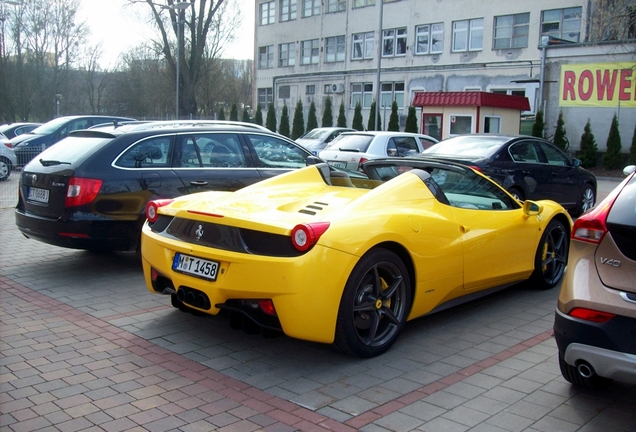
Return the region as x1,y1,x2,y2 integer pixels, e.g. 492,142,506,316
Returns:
168,0,190,120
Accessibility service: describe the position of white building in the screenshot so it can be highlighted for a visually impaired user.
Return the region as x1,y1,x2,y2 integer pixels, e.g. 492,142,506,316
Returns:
253,0,636,152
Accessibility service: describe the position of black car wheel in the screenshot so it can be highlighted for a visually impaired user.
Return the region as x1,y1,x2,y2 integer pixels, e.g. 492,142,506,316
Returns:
558,354,611,389
335,248,411,358
573,184,595,217
530,220,568,290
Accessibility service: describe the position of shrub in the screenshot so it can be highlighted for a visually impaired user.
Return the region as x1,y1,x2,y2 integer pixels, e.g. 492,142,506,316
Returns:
322,97,333,127
404,106,418,133
602,113,622,170
629,123,636,165
553,111,568,150
266,103,276,132
352,102,364,131
279,102,290,138
532,110,545,138
307,101,318,132
229,103,239,121
337,101,347,127
217,107,225,120
387,100,400,131
368,100,381,131
579,119,598,168
291,100,304,140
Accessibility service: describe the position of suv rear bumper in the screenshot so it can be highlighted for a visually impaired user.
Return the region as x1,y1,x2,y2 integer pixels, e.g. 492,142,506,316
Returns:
554,308,636,383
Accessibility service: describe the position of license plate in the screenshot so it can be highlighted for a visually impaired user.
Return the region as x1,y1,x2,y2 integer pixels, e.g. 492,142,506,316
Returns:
328,161,347,169
27,187,49,203
172,253,219,281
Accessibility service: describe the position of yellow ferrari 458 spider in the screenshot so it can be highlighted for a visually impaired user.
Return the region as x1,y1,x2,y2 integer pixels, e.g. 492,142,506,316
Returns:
141,158,572,357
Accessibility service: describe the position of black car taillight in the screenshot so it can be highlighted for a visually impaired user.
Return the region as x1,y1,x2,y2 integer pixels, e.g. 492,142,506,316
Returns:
65,177,102,207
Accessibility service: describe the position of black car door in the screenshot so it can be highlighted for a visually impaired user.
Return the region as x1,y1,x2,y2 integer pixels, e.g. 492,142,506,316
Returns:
242,132,313,180
171,132,262,193
535,141,580,208
506,139,554,201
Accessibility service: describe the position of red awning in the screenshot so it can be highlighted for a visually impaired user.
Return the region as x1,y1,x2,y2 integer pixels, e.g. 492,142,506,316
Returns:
412,91,530,111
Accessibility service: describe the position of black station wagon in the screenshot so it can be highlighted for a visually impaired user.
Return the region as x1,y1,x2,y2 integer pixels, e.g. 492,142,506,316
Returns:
15,122,319,252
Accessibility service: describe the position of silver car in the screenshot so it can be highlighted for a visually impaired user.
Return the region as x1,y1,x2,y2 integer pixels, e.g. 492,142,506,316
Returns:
0,132,17,181
319,131,438,171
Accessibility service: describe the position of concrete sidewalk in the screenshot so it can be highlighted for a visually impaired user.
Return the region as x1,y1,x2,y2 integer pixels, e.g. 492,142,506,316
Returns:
2,177,636,431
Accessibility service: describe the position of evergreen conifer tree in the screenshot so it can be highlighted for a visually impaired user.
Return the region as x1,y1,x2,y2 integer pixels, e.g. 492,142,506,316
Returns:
404,106,418,133
352,102,364,131
629,123,636,165
602,113,622,170
388,100,400,131
532,110,545,138
579,119,598,168
367,101,381,131
230,103,239,121
279,102,290,138
291,100,305,140
337,101,347,127
322,97,333,127
265,103,276,132
217,107,225,120
254,104,263,126
553,111,568,150
242,107,250,122
307,102,318,132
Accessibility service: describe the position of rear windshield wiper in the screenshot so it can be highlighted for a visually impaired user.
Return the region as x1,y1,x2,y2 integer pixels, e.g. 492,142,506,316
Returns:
39,159,71,166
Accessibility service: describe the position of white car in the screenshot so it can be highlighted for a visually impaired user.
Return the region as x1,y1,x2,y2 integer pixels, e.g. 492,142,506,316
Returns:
0,132,17,181
295,127,356,154
319,131,438,171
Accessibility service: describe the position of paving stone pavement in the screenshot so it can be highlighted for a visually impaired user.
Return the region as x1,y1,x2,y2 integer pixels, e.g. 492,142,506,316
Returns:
1,176,635,432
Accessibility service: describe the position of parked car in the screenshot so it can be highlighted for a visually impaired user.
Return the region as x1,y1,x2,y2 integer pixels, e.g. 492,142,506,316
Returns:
295,127,356,154
15,123,320,252
422,134,597,216
319,131,438,171
10,115,135,166
0,132,17,181
554,165,636,389
141,158,571,357
0,122,42,140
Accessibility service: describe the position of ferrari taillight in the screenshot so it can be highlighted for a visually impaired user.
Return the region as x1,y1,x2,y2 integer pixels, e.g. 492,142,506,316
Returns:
65,177,102,207
290,222,330,252
146,199,174,223
569,308,615,323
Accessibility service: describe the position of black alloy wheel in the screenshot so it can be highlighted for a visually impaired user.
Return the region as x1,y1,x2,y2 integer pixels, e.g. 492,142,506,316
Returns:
530,219,569,290
335,248,411,357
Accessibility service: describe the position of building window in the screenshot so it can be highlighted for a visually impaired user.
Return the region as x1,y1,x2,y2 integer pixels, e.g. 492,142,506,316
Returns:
353,0,375,7
380,82,405,109
260,1,275,25
325,35,346,62
452,18,484,52
301,39,320,65
541,7,582,43
326,0,346,13
494,13,529,48
280,0,297,21
302,0,320,17
258,45,274,69
415,23,443,54
279,86,291,99
279,42,296,67
449,115,473,135
352,32,374,60
484,116,501,133
258,88,273,109
351,83,374,108
382,28,407,57
423,114,442,141
306,85,315,95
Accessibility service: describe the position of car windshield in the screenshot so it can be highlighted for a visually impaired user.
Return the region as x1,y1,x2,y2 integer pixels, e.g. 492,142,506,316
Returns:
326,134,373,151
30,117,72,135
302,129,332,140
423,135,508,158
34,136,112,165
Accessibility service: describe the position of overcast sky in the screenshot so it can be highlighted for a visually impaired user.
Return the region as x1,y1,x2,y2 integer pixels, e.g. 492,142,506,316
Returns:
77,0,255,68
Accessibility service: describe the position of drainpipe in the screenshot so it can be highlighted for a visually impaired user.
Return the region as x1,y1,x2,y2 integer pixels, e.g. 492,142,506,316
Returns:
538,35,549,125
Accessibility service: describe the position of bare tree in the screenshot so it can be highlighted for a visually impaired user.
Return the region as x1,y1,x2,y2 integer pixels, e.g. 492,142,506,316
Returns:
589,0,636,43
129,0,241,118
81,44,112,115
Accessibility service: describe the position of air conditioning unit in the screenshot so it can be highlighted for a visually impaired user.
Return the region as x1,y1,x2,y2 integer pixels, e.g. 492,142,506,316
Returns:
333,83,345,94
